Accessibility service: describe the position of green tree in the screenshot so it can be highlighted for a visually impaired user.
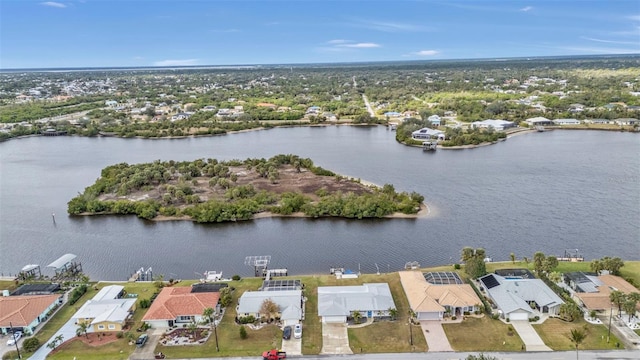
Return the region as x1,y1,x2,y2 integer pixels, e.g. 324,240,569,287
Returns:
543,256,559,273
76,322,89,338
352,310,362,324
461,247,487,279
510,253,516,264
590,260,603,275
533,252,546,274
388,307,398,320
568,328,586,360
610,290,626,315
239,325,248,339
22,337,41,352
623,297,638,322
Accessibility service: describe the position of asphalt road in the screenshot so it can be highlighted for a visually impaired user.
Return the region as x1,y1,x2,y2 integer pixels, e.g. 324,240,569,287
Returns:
168,350,639,360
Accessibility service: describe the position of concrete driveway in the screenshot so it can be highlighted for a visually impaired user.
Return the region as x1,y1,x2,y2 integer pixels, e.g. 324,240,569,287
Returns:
320,323,352,354
280,336,302,355
420,321,453,352
511,320,551,351
130,328,164,360
30,316,79,360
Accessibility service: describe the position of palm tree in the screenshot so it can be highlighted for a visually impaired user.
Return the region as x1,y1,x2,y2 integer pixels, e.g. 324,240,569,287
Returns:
388,307,398,320
510,253,516,264
76,322,89,338
202,307,219,352
623,298,637,322
609,291,626,315
352,310,362,324
568,328,586,360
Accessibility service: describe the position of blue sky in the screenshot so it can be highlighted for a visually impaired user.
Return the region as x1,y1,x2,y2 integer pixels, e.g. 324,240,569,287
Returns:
1,0,639,68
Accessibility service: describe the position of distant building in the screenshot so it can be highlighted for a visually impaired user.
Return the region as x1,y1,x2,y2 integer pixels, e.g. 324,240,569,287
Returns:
552,118,581,126
524,116,553,126
412,128,445,140
427,115,441,126
471,119,515,131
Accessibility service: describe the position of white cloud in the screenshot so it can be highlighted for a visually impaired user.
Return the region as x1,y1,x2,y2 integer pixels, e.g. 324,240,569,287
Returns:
340,42,381,48
153,59,200,66
628,15,640,21
580,36,639,45
328,39,350,44
413,50,440,56
520,6,533,12
40,2,66,8
133,56,144,60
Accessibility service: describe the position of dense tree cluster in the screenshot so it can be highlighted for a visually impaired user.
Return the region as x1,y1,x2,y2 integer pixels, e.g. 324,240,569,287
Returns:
67,154,424,222
461,247,488,278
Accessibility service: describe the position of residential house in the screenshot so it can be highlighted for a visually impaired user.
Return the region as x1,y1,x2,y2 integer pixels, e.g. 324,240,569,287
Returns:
201,105,217,112
524,116,553,126
614,118,638,126
583,119,613,125
142,286,220,328
553,118,581,126
384,111,402,118
479,274,563,321
399,271,481,321
317,283,395,323
566,273,640,314
73,285,136,332
236,290,303,326
171,112,193,121
427,115,442,126
471,119,515,131
411,128,445,141
0,294,62,335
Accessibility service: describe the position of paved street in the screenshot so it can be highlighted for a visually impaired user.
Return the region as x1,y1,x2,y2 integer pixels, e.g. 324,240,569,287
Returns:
169,350,640,360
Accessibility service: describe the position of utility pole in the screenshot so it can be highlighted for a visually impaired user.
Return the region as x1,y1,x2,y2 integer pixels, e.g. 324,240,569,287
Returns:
9,322,21,359
607,304,613,343
214,322,219,352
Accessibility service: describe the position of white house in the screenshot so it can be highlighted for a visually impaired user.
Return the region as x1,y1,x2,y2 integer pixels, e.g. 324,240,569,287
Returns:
317,283,395,323
73,285,136,332
236,290,303,326
471,119,515,131
524,116,553,126
479,274,563,321
553,118,581,126
614,118,638,126
427,115,442,126
411,128,445,140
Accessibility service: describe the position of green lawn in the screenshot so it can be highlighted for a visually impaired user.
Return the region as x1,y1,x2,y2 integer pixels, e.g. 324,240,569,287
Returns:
154,277,285,358
343,273,427,353
442,316,524,352
46,281,161,360
532,318,620,350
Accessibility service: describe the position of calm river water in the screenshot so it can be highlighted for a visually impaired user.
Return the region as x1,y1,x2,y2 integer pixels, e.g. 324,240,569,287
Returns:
0,126,638,280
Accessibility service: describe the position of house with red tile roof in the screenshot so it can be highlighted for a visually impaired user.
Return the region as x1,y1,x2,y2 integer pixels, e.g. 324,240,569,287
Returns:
0,294,62,335
142,286,220,328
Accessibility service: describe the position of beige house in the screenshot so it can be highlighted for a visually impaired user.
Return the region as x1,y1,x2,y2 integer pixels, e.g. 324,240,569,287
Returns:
74,285,136,332
399,271,481,320
571,274,640,313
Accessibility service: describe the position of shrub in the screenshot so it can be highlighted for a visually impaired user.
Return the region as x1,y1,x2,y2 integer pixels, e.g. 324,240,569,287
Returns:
451,316,457,320
22,337,41,352
116,332,124,339
239,326,248,339
68,284,88,305
2,351,19,360
139,298,151,308
454,263,461,270
232,275,241,281
238,315,256,324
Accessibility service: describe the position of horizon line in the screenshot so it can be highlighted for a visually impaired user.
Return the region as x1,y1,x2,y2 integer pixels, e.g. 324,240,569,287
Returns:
2,53,639,73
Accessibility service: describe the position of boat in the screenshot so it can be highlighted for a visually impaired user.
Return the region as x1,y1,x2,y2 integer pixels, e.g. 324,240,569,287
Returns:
203,270,223,282
422,141,437,151
388,123,397,131
535,125,545,132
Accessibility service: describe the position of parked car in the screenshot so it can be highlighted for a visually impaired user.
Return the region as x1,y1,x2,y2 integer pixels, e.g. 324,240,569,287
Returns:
135,333,148,347
282,325,292,340
6,331,22,346
293,324,302,339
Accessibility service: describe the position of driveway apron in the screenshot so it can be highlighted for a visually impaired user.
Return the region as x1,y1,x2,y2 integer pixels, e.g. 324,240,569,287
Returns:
320,323,352,354
420,321,453,352
511,320,552,351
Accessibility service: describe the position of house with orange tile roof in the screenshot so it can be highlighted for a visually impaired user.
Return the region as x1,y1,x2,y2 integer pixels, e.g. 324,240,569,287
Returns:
399,271,481,320
142,286,220,328
567,273,640,314
0,294,62,335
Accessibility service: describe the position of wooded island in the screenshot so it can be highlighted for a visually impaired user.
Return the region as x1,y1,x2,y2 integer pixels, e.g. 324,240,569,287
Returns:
67,154,425,222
